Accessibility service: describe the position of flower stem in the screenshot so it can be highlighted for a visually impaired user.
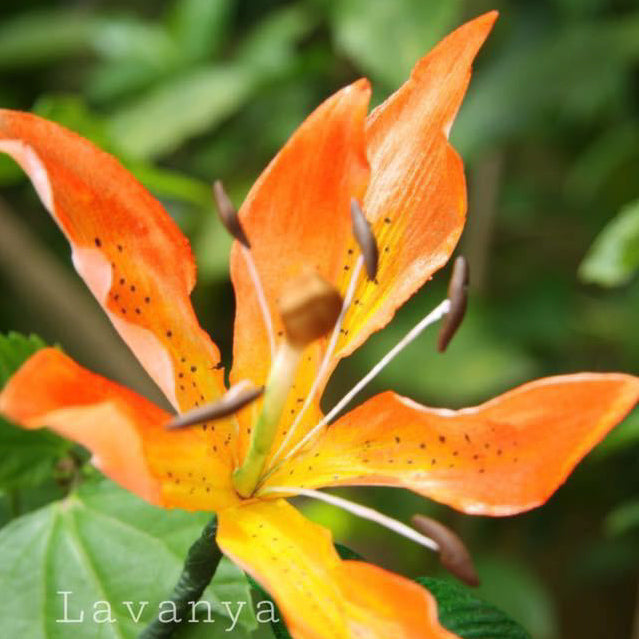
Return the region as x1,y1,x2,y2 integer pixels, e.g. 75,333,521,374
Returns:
138,516,221,639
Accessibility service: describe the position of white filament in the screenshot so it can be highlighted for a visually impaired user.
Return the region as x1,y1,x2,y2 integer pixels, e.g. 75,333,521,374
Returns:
280,298,451,464
270,256,365,465
242,245,276,361
263,487,440,552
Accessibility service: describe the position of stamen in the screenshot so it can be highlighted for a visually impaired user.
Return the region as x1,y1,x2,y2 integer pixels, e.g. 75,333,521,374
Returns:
269,256,364,466
242,246,276,360
412,514,479,587
166,382,264,429
213,180,276,360
212,180,250,247
281,298,451,464
350,199,378,280
263,487,440,553
438,256,469,352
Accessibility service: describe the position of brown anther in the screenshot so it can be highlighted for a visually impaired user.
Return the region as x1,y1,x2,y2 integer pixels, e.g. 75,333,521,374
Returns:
437,255,469,352
279,272,343,348
212,180,250,248
350,198,379,280
411,514,479,587
166,383,263,429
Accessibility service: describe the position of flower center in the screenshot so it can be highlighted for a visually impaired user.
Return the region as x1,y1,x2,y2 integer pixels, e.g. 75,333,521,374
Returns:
169,184,470,501
231,272,343,498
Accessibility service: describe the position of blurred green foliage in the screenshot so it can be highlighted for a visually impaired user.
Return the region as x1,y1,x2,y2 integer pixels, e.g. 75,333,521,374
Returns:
580,198,639,286
0,0,638,638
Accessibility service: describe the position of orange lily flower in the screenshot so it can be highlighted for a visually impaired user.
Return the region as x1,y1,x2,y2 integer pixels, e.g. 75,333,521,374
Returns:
1,11,638,639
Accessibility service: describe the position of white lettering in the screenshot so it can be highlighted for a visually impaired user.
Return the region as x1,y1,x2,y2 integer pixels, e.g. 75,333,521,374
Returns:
222,601,246,632
158,601,181,623
188,600,214,623
56,591,84,623
256,600,279,623
93,601,115,624
123,601,149,623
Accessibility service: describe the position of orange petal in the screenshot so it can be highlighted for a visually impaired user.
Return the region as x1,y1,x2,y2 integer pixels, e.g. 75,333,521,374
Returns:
217,499,458,639
231,14,497,461
336,12,498,359
0,348,240,511
263,373,639,515
229,79,371,456
0,110,225,413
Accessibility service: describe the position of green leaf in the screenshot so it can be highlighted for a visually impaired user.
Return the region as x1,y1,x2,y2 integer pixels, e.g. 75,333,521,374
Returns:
605,499,639,537
90,17,178,65
595,407,639,457
331,0,462,88
0,10,98,69
416,577,531,639
0,480,257,638
105,3,317,160
0,419,70,491
235,5,318,76
0,11,176,70
0,333,73,490
88,60,175,104
0,155,24,186
0,481,67,529
168,0,232,63
579,199,639,287
107,65,257,160
0,331,45,386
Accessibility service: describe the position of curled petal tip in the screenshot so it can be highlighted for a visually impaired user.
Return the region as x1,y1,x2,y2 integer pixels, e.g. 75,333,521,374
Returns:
166,383,263,429
412,514,480,587
437,255,469,352
213,180,251,248
350,198,379,280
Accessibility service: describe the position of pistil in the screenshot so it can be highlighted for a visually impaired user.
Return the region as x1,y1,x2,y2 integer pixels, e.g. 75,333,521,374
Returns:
269,199,378,466
232,272,342,498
